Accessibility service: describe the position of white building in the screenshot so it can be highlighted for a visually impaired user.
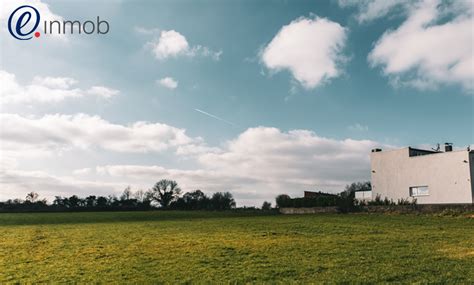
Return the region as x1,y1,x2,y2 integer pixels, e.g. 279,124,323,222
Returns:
368,144,473,204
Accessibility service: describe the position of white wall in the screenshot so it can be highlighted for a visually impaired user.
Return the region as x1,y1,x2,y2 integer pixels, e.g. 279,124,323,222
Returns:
355,191,372,200
370,148,473,204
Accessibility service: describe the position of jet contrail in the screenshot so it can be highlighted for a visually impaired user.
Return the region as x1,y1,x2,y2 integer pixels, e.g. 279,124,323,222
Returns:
194,108,237,127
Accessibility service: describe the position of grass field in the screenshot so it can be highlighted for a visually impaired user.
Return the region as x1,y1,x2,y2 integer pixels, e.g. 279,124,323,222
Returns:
1,211,473,283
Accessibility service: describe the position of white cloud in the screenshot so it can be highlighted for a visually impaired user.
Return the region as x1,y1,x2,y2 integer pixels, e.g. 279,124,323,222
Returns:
90,127,385,205
342,0,474,92
148,30,222,60
1,122,387,205
32,76,77,89
152,30,189,59
72,168,92,175
0,70,119,104
158,77,178,89
95,165,256,193
0,0,61,24
338,0,412,23
348,123,369,132
175,144,221,156
87,86,120,98
0,169,123,201
191,46,222,61
198,127,379,184
134,26,160,35
0,113,203,156
261,16,348,89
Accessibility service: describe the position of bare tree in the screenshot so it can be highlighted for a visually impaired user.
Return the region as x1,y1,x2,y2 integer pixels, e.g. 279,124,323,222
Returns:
120,186,132,201
150,179,181,208
25,192,39,203
134,189,146,202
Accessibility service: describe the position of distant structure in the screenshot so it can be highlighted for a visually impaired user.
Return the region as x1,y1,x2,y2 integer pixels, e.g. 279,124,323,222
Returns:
368,143,473,204
303,191,337,199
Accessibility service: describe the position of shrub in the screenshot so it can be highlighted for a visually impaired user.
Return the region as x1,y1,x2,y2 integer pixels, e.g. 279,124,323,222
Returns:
275,194,352,209
337,193,358,213
275,194,291,208
367,194,395,206
261,201,272,210
210,192,236,210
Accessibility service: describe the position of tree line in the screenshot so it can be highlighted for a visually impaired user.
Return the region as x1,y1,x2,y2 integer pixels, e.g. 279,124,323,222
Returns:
274,181,416,212
0,179,243,212
1,179,382,213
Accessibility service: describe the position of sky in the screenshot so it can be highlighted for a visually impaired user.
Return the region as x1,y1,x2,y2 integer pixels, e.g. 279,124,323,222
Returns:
0,0,473,206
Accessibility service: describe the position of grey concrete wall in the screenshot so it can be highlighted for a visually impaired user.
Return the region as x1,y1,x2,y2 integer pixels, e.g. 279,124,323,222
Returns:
370,148,473,204
279,207,339,214
280,204,474,214
362,204,474,213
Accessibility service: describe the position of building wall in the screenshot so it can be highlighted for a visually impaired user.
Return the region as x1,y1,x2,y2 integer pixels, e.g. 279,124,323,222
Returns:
470,151,474,200
370,148,473,204
355,191,372,201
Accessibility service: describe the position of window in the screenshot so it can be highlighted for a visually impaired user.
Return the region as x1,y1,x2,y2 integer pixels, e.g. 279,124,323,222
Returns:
409,186,429,197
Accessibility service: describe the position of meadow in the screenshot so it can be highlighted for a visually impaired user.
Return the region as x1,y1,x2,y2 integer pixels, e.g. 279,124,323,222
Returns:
0,211,473,283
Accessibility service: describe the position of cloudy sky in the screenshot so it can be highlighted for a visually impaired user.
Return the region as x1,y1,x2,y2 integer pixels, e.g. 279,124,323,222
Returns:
0,0,473,206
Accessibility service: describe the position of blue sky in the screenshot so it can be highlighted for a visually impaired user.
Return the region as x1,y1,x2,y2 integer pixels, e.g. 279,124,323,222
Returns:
0,0,472,205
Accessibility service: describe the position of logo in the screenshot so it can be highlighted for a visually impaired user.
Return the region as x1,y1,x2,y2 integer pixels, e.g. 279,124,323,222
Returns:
8,5,40,40
8,5,110,40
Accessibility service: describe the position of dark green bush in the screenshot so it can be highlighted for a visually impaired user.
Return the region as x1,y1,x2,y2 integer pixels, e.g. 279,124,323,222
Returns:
276,195,342,208
275,194,292,208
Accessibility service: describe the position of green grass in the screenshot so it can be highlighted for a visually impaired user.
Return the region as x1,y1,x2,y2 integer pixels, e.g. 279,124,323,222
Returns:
1,211,473,283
